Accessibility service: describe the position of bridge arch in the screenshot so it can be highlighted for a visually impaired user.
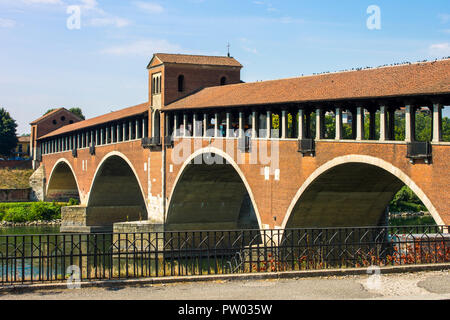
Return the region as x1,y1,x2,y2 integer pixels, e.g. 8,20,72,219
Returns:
86,151,148,225
282,155,444,229
167,147,262,231
46,158,80,202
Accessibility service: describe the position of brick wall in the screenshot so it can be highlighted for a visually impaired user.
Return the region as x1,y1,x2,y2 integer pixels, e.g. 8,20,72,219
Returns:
40,138,450,228
0,188,31,202
0,160,32,169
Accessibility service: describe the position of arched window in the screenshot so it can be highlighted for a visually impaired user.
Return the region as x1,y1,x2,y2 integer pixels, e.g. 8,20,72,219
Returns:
220,77,227,86
178,75,185,92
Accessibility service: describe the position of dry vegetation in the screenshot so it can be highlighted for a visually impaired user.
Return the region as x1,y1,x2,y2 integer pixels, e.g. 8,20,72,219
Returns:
0,169,33,189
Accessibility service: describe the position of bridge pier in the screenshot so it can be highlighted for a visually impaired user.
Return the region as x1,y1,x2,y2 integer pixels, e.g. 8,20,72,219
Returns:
61,205,147,233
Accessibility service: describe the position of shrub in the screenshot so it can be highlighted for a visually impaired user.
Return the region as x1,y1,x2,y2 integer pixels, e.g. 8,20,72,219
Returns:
0,202,65,222
29,202,61,221
68,198,79,206
3,207,29,223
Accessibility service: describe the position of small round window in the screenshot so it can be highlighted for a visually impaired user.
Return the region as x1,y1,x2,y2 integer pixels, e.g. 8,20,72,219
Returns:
52,120,57,125
61,116,66,121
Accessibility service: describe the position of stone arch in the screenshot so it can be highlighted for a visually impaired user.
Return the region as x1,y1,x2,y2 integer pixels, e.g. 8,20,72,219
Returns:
46,158,80,202
86,152,148,226
167,147,262,231
282,155,444,229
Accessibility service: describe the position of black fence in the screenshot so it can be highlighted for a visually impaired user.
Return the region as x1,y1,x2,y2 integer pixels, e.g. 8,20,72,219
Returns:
0,225,448,285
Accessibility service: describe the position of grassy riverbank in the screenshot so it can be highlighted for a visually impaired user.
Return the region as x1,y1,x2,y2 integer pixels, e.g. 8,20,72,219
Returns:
0,201,74,223
0,169,34,189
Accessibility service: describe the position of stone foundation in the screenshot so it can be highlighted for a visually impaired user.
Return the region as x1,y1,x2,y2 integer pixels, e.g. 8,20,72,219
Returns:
61,205,147,233
29,165,45,201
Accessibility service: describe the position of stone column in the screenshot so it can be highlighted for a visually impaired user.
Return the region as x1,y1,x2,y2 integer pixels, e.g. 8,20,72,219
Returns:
174,114,179,137
266,111,271,139
136,119,140,139
193,113,198,137
239,112,244,138
356,107,365,141
106,125,110,144
335,107,343,140
203,113,208,137
183,113,188,137
129,121,133,140
379,106,388,141
432,103,443,143
252,111,257,138
315,108,324,140
142,118,146,138
405,104,415,142
298,109,305,139
226,112,231,138
214,113,219,137
91,131,94,146
281,110,287,139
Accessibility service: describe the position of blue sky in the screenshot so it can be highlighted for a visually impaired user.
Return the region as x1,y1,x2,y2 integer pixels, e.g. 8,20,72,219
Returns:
0,0,449,134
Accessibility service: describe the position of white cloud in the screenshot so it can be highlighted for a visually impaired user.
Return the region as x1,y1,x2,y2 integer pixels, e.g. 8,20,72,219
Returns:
438,13,450,24
429,43,450,57
100,39,184,56
134,1,164,14
21,0,63,4
0,18,16,28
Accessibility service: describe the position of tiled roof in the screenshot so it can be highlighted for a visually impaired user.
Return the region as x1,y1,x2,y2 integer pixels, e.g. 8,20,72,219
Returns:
149,53,243,68
38,103,149,140
30,108,66,125
163,59,450,111
18,136,30,143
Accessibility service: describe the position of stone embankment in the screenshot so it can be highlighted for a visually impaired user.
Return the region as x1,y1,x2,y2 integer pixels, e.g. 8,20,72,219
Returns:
389,211,431,218
0,219,61,228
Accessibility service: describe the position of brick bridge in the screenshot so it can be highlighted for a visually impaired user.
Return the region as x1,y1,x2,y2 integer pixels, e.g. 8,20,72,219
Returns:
30,54,450,232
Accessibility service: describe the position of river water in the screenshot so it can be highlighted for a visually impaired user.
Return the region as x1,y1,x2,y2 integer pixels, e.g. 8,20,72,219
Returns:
0,226,60,236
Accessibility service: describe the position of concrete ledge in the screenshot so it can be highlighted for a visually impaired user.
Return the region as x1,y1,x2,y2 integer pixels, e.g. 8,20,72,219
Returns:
1,263,449,293
60,226,113,233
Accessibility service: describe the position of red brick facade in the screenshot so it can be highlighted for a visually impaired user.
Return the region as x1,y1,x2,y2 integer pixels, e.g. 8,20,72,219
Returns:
40,138,450,227
35,54,450,230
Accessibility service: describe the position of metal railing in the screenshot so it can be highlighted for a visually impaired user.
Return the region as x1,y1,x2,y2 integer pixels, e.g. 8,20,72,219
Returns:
0,225,448,285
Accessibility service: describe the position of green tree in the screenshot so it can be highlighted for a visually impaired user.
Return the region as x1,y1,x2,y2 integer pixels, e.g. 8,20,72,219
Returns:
443,117,450,141
44,107,85,120
0,108,18,157
69,107,85,120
